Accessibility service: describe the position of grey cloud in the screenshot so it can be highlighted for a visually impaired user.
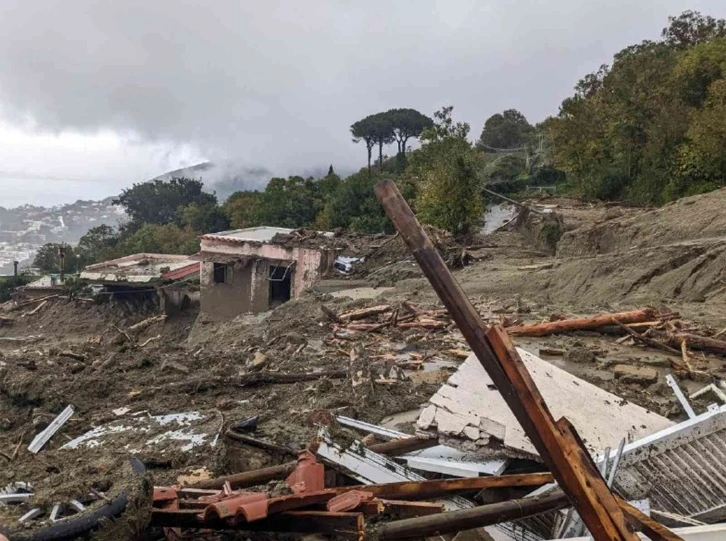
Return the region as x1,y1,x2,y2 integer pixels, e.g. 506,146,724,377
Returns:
0,0,724,185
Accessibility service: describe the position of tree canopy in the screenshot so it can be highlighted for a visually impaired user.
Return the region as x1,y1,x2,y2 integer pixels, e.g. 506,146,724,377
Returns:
547,11,726,202
114,177,217,228
411,107,482,235
477,109,534,151
351,109,432,171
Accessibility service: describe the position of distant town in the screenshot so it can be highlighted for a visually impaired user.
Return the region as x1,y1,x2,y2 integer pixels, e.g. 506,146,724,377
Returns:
0,197,124,274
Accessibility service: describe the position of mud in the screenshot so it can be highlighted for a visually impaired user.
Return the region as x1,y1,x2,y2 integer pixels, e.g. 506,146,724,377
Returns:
0,188,725,534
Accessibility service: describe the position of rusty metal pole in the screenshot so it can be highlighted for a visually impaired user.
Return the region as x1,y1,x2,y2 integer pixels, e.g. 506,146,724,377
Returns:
374,179,641,541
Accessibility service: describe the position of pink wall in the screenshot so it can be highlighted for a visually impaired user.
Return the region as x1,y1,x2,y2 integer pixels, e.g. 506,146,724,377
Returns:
199,238,330,298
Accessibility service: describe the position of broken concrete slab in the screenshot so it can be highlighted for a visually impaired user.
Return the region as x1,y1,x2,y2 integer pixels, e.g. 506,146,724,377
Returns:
418,350,673,460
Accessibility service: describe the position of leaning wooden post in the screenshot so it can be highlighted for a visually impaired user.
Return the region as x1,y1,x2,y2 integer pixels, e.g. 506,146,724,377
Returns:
374,179,646,541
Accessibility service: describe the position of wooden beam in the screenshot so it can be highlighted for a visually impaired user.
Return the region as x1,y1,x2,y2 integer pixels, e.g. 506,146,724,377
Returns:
379,499,444,518
618,498,685,541
191,462,296,490
374,179,639,541
151,509,365,537
376,491,569,540
335,472,553,499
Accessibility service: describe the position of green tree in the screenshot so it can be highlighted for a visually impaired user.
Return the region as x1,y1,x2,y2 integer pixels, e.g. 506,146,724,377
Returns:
477,109,535,151
0,275,33,303
223,191,263,229
411,107,482,235
114,177,217,228
33,243,79,274
670,78,726,196
662,10,726,49
179,202,230,233
387,108,433,156
421,106,470,142
325,170,391,233
76,225,119,267
257,176,322,228
546,11,726,203
370,113,395,169
119,224,199,255
351,117,377,173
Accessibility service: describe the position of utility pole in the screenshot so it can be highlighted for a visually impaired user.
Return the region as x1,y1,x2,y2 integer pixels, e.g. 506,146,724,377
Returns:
58,246,66,283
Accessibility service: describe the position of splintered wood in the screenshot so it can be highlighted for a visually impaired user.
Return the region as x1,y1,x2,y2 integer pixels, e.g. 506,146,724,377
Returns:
374,179,680,541
330,302,452,334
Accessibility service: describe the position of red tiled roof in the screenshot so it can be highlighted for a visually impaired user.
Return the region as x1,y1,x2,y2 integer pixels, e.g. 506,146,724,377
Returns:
161,262,200,281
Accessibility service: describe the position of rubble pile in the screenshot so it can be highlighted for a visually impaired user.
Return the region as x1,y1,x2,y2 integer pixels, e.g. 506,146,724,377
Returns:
0,188,725,539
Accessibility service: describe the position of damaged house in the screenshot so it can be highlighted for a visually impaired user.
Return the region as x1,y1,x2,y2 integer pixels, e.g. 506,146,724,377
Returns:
195,227,338,320
79,253,200,315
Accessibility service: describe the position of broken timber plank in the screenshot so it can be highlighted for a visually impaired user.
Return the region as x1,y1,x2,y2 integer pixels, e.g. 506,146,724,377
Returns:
335,473,554,499
339,305,391,322
151,508,365,537
375,179,641,541
505,309,655,337
192,463,297,490
618,497,685,541
376,491,569,540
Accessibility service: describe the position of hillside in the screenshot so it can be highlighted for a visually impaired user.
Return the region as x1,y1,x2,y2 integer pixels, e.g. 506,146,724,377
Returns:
0,197,125,273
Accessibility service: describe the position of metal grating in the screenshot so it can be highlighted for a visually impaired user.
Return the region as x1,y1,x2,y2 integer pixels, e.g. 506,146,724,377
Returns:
500,404,726,539
612,419,726,522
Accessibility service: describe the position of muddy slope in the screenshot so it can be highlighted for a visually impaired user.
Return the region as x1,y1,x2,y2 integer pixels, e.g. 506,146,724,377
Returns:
438,189,726,314
557,187,726,256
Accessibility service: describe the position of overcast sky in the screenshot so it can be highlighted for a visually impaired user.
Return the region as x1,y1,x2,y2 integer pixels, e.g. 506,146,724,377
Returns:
0,0,723,207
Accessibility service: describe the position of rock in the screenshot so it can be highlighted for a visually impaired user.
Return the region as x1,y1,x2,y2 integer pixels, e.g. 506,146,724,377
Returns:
564,347,597,364
246,351,268,371
613,364,658,385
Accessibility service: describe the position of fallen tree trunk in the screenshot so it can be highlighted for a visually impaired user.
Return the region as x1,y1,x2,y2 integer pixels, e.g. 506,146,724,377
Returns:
143,370,349,395
128,314,167,334
669,332,726,356
506,308,655,337
377,491,569,540
239,370,348,386
225,429,299,457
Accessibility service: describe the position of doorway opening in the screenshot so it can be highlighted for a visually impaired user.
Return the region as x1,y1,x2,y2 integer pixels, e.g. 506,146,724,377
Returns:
269,264,292,308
